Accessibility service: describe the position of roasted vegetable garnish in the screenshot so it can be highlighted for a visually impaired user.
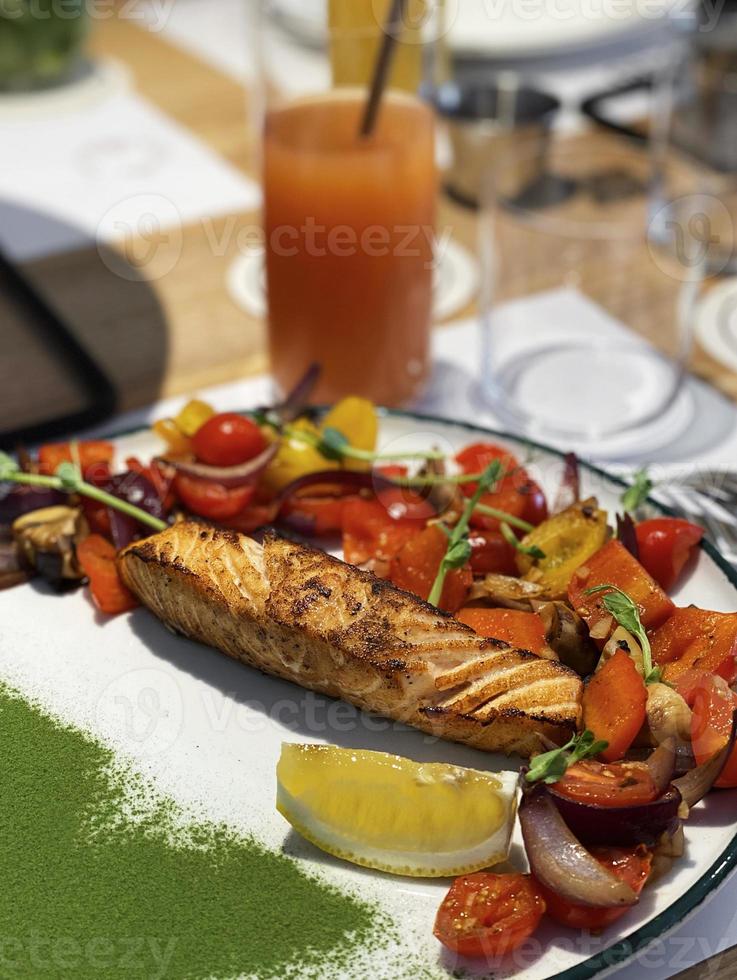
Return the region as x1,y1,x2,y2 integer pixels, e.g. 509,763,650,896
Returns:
12,505,88,588
537,601,599,676
516,499,609,596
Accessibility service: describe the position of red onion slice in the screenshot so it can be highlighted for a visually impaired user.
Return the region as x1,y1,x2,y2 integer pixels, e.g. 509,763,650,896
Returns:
275,469,393,503
0,485,65,525
271,363,321,422
519,786,639,908
549,784,682,848
674,711,737,807
646,737,677,795
157,442,278,488
554,452,580,513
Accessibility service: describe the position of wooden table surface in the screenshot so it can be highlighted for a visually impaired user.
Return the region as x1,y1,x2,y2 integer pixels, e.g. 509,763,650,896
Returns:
5,11,737,434
2,10,737,977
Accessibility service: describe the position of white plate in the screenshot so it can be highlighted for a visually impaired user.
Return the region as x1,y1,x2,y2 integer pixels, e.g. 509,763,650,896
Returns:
2,410,736,980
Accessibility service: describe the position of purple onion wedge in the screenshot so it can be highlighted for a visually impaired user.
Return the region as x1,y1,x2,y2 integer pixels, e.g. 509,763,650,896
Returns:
157,442,278,489
674,711,737,807
0,484,64,525
105,472,166,550
275,469,389,503
519,786,639,908
645,736,677,795
549,784,682,848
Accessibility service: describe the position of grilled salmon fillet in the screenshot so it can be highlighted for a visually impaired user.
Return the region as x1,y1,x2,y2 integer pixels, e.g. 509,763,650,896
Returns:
118,521,582,756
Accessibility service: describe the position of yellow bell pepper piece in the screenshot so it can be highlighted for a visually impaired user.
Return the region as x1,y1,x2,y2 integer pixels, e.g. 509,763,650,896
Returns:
175,399,215,438
152,418,192,456
321,397,378,472
263,419,338,493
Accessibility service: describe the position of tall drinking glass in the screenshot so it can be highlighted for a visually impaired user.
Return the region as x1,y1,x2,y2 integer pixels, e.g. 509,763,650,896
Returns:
479,125,714,450
256,0,443,406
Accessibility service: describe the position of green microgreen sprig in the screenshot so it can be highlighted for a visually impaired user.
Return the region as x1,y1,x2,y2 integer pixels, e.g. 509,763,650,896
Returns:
621,468,653,514
0,452,167,534
426,460,502,607
584,583,661,684
526,730,609,785
499,521,545,559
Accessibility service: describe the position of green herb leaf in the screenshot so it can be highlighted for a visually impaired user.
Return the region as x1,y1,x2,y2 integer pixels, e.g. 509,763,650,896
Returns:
0,451,20,479
526,729,609,785
0,465,167,534
318,426,350,462
55,461,83,491
584,583,658,684
621,468,653,513
427,460,502,607
500,522,545,560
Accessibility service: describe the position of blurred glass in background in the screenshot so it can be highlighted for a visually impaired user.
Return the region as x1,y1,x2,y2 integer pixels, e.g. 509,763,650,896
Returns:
0,0,89,91
479,128,712,447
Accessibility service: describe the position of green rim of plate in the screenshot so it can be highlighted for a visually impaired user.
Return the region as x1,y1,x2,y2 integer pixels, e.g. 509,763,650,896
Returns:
107,405,737,980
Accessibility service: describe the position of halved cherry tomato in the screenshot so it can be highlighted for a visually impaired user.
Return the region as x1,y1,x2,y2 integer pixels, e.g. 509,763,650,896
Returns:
457,607,548,655
455,443,548,530
374,464,408,480
582,649,647,762
651,607,737,686
77,535,138,615
691,675,737,788
191,413,266,467
635,518,703,592
341,491,434,566
568,540,675,640
535,846,652,931
468,529,518,576
456,442,519,493
390,525,472,613
38,440,114,477
554,759,659,807
434,873,546,959
281,494,360,536
174,473,256,521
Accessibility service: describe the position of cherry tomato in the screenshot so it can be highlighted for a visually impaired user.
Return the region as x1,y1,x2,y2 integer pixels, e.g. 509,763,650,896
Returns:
192,413,266,467
455,443,548,531
635,518,704,591
468,530,518,576
456,607,548,655
536,846,652,931
456,443,519,491
38,440,114,478
434,873,546,959
77,535,138,616
651,607,737,685
342,492,434,566
174,473,256,521
691,675,737,788
553,759,659,808
281,495,360,536
389,525,472,613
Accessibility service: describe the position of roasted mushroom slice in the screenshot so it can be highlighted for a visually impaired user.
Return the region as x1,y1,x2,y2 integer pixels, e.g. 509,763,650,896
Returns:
466,573,551,611
536,600,599,677
12,506,89,589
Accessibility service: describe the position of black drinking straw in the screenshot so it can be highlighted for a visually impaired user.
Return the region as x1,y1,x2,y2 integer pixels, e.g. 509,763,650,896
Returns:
358,0,408,138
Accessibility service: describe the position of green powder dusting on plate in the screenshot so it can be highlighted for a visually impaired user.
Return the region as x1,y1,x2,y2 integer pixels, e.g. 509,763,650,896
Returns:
0,684,387,978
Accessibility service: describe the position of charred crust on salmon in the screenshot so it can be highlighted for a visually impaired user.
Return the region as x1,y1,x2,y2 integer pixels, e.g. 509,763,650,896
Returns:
118,521,583,756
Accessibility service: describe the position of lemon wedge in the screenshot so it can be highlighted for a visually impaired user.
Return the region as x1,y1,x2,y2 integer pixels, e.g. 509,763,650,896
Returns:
276,744,518,877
